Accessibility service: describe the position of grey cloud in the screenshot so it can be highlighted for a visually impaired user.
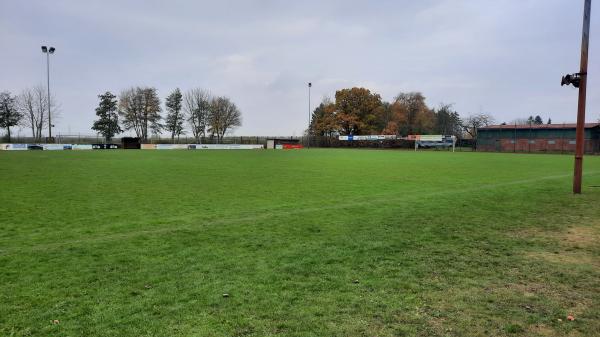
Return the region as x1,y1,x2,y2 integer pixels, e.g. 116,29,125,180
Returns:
0,0,598,137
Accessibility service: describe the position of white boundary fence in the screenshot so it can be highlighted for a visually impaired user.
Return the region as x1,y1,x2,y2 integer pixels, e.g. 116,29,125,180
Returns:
0,143,264,151
141,144,264,150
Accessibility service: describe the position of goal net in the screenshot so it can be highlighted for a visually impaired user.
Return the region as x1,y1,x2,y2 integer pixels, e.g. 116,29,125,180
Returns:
410,135,457,151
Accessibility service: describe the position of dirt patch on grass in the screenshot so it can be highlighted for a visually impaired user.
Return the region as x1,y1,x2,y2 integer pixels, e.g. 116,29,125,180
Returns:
424,316,448,336
518,223,600,248
562,225,600,247
495,281,592,317
527,324,555,337
502,282,552,298
518,222,600,269
526,324,585,337
526,251,600,268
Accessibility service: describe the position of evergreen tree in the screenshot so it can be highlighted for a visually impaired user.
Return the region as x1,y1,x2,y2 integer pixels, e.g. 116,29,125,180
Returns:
433,104,462,136
165,88,184,142
0,91,22,142
92,91,122,142
547,118,552,124
534,115,543,125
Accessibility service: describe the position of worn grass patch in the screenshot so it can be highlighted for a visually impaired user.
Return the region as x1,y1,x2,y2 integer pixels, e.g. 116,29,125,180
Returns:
563,225,600,247
526,251,600,268
0,149,599,336
518,223,600,249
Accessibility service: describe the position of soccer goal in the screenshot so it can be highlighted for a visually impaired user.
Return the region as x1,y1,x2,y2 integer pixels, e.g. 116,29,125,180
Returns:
410,135,457,152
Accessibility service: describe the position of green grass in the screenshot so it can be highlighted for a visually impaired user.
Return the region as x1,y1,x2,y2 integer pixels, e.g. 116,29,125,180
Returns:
1,149,599,337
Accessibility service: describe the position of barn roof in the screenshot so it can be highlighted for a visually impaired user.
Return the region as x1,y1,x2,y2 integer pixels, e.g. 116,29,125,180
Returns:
479,123,600,130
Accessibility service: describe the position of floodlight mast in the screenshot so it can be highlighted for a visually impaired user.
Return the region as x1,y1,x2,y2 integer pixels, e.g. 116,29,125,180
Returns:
308,82,312,149
573,0,592,194
41,45,56,141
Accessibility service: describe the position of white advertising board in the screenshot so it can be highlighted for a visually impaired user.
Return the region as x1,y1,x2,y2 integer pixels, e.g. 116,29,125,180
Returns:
338,135,396,141
418,135,444,142
142,144,264,150
192,144,263,150
72,144,93,150
43,144,73,150
1,143,96,151
156,144,189,150
0,144,28,150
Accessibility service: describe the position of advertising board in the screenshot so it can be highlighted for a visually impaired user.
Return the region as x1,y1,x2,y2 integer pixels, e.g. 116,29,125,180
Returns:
0,144,28,150
72,144,93,150
43,144,72,150
192,144,264,150
338,135,396,141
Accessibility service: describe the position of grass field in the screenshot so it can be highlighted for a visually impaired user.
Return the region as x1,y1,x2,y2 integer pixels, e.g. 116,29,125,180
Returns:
1,149,599,337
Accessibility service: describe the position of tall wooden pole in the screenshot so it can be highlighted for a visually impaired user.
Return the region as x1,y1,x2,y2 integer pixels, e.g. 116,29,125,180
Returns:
307,82,312,149
573,0,592,194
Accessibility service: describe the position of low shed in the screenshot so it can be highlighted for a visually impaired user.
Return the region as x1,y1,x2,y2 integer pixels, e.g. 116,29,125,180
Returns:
266,138,301,149
122,137,141,149
477,123,600,154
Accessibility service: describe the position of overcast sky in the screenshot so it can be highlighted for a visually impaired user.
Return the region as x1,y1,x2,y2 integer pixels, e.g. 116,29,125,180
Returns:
1,0,598,136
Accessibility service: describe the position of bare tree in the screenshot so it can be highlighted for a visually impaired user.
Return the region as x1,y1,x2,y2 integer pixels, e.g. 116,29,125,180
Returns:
118,87,162,142
462,113,495,139
17,86,58,142
183,88,211,143
208,96,242,142
118,88,142,138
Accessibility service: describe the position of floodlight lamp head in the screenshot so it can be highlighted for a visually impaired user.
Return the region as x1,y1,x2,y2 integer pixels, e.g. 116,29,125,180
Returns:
49,47,55,54
308,82,312,87
561,73,581,88
41,46,48,53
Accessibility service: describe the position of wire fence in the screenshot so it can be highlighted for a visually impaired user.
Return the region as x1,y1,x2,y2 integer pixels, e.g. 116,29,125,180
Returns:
5,135,295,145
2,134,477,151
4,131,600,154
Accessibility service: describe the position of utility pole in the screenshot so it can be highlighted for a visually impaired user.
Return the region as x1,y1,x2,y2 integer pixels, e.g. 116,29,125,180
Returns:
573,0,592,194
308,82,312,149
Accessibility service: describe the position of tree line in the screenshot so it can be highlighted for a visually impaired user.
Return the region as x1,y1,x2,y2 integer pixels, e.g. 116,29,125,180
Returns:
2,84,559,144
505,115,551,126
0,86,58,142
0,86,242,144
309,87,496,139
92,87,242,143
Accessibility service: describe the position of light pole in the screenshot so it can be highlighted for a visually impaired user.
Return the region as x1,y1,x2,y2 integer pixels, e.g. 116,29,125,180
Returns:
41,45,56,142
308,82,312,149
561,0,592,194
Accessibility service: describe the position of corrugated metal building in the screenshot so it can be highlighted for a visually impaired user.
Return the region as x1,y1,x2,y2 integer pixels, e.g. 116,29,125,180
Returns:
477,123,600,153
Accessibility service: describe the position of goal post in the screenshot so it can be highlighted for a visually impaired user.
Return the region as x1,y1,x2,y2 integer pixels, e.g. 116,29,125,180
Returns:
411,135,456,152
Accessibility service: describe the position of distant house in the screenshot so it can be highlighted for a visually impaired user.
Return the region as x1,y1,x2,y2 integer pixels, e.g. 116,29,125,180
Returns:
477,123,600,154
